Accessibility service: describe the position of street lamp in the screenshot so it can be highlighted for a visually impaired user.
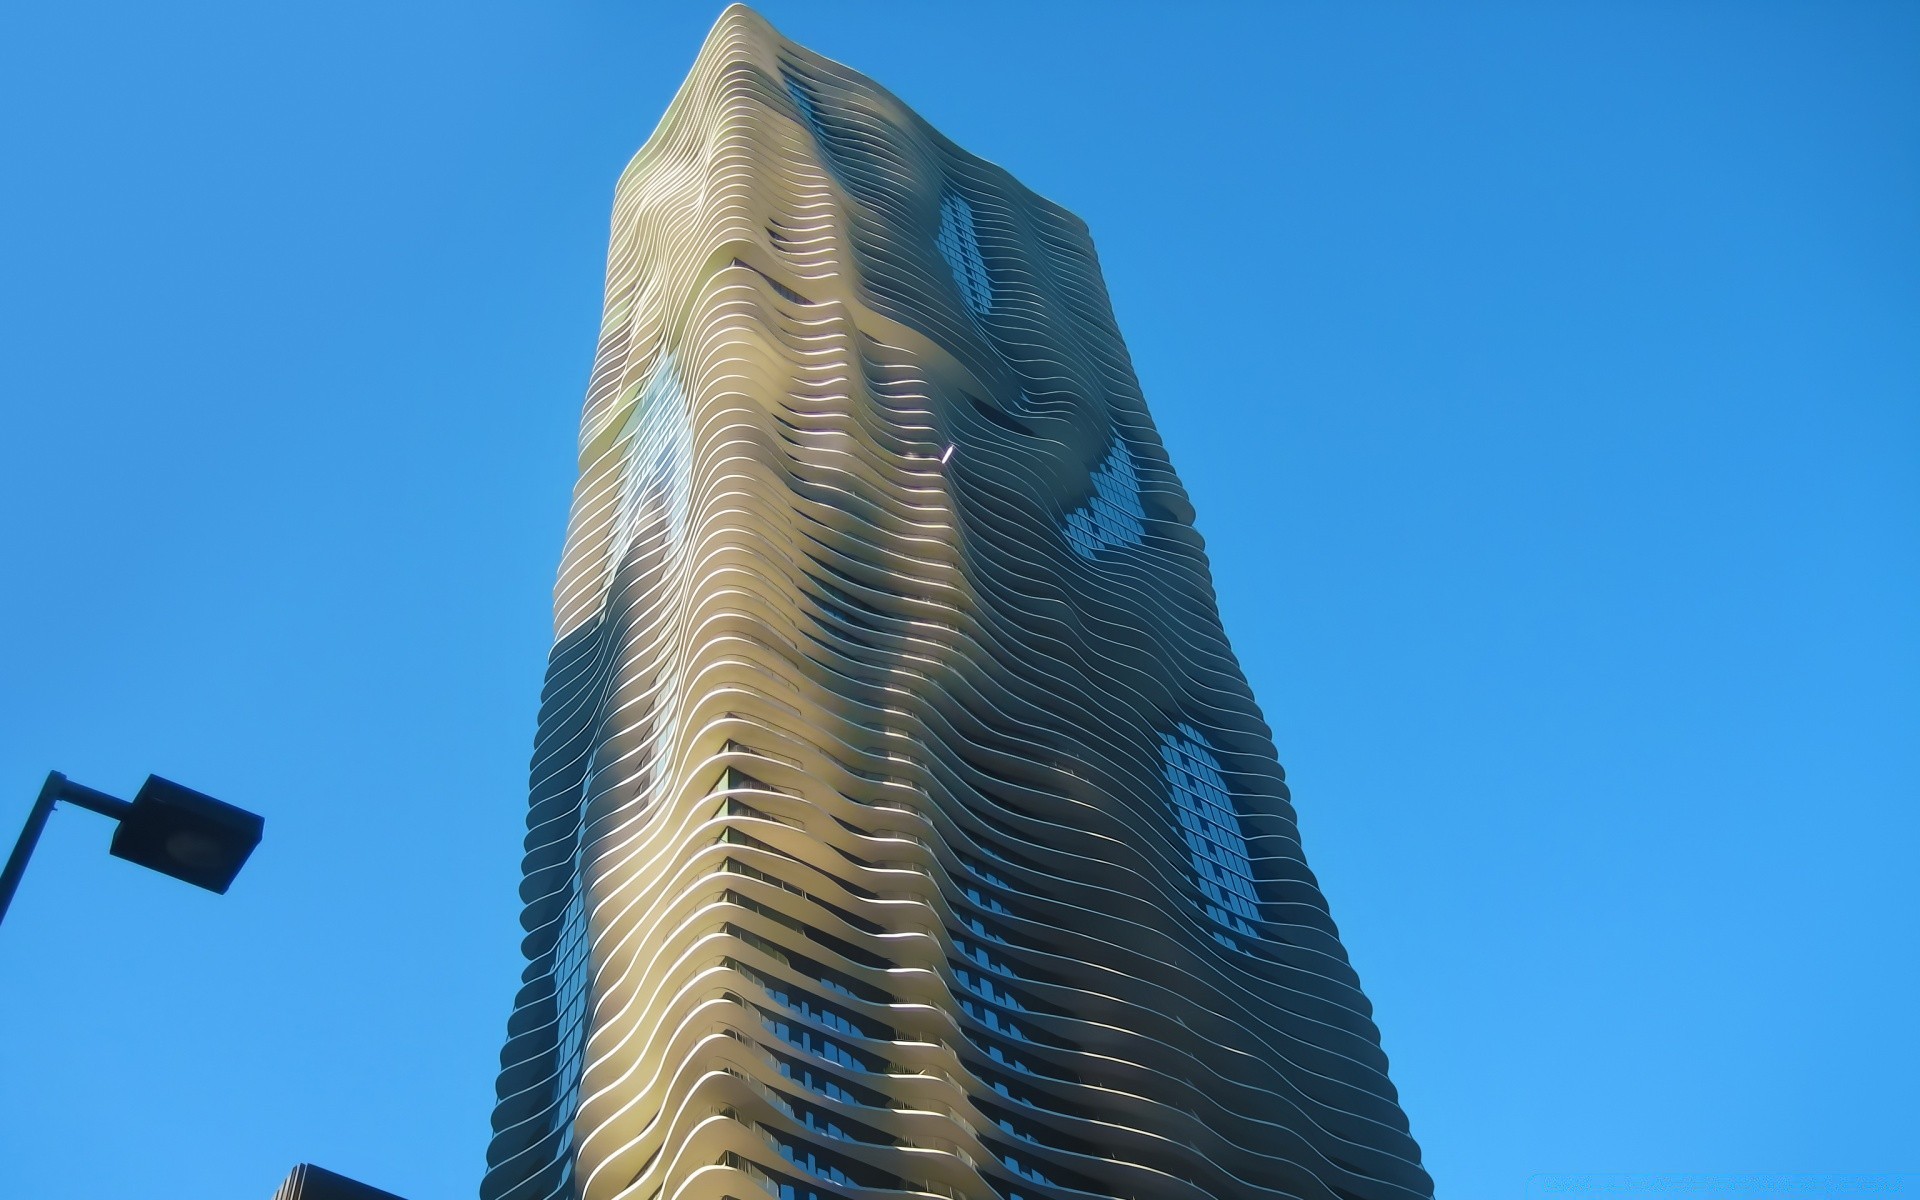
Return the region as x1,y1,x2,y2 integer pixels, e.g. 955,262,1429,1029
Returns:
0,770,264,925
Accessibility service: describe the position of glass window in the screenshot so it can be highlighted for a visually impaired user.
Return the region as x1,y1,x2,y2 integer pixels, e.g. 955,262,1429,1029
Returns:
1159,723,1263,945
1065,435,1148,558
936,191,994,315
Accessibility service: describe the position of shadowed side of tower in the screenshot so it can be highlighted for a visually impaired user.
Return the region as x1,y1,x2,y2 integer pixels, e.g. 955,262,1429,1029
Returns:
484,7,1432,1200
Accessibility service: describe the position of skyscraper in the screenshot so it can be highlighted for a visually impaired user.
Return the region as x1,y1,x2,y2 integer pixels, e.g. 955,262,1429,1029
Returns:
484,7,1431,1199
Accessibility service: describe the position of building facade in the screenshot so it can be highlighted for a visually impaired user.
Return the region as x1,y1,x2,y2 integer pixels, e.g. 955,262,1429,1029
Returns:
483,8,1431,1199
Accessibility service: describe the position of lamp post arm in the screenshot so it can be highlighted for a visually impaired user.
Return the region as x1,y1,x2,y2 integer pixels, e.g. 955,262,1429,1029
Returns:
0,772,134,926
52,778,132,820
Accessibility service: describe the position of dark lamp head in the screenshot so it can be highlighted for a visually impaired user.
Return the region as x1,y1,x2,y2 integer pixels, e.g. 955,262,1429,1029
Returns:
108,775,263,894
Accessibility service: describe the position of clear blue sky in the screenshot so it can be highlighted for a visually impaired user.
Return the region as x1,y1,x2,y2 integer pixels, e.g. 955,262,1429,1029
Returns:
2,3,1914,1197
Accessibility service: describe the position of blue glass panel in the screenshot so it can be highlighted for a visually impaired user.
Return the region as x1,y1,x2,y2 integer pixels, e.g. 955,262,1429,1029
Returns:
936,191,994,315
1065,436,1148,558
1160,725,1263,942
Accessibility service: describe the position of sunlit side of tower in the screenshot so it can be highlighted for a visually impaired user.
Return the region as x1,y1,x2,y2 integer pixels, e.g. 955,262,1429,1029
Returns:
483,7,1431,1200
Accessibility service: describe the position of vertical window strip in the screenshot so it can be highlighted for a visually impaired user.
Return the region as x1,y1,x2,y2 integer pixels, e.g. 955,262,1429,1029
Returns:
1159,725,1262,944
545,828,591,1186
1065,435,1148,558
936,192,994,316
